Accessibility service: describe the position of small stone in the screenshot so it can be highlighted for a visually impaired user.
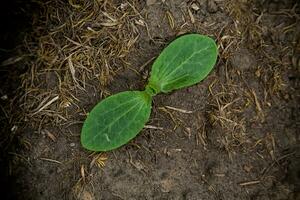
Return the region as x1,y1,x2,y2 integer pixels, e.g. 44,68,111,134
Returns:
70,143,76,147
11,125,18,132
207,0,218,13
1,95,8,100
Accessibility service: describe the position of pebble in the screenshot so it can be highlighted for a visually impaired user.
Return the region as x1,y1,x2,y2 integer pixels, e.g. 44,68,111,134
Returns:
1,95,8,100
11,125,18,132
70,143,76,147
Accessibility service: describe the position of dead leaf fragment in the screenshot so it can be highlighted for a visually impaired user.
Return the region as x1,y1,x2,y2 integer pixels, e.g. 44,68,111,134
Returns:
191,3,200,11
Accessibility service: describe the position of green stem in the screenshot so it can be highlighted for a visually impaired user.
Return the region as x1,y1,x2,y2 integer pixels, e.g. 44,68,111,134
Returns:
144,83,160,97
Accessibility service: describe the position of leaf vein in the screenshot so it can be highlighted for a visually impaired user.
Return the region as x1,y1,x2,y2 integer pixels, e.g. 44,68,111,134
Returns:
88,100,142,145
162,46,210,82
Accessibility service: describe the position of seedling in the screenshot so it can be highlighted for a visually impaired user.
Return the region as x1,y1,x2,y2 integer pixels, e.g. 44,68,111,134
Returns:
81,34,218,151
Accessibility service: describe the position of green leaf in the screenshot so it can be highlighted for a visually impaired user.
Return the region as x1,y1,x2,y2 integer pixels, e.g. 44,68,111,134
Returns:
81,91,152,151
81,34,218,152
147,34,218,94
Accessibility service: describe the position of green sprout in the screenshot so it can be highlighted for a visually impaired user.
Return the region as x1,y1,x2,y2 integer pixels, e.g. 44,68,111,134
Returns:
81,34,218,151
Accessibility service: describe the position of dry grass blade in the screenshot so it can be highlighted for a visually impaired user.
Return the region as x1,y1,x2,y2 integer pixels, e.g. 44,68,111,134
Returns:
30,96,59,116
144,125,163,130
165,106,193,114
68,57,85,90
1,56,24,66
40,157,62,164
166,11,175,29
90,153,108,169
239,180,260,186
188,8,195,24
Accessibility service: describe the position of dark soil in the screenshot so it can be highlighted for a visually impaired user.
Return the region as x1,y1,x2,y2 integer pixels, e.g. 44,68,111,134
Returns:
1,0,299,200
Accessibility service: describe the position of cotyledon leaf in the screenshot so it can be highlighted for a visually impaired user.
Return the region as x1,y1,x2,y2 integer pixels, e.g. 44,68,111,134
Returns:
147,34,218,94
81,91,152,151
81,34,218,152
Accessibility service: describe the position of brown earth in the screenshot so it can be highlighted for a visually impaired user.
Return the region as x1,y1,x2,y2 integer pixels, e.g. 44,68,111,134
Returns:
0,0,299,200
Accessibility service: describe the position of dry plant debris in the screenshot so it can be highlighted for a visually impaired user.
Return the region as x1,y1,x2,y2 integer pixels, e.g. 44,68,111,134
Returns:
20,0,144,129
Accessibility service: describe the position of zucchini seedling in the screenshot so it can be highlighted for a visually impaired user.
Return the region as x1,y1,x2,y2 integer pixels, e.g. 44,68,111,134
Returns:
81,34,218,151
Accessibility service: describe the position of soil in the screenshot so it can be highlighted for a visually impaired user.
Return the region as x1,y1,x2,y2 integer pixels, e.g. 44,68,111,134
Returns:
1,0,299,200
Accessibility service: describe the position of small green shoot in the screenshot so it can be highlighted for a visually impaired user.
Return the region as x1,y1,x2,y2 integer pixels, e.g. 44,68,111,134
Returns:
81,34,218,151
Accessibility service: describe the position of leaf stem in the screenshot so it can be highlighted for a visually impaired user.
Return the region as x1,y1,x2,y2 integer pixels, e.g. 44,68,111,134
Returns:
144,83,160,97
